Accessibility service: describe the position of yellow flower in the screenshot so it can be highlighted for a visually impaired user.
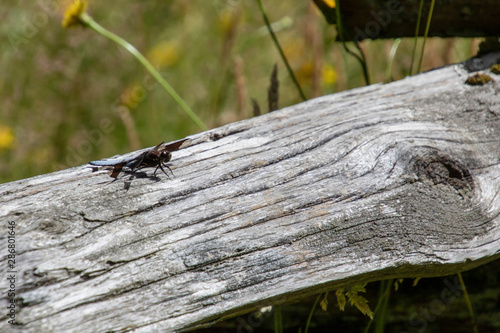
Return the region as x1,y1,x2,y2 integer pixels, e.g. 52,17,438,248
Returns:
120,84,146,109
322,64,338,85
297,61,314,83
283,39,306,64
62,0,88,28
323,0,336,8
218,10,239,35
147,41,180,68
0,125,14,150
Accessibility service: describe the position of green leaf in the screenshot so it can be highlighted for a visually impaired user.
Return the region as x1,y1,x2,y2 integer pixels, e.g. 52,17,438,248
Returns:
346,284,374,319
335,288,346,311
320,292,329,311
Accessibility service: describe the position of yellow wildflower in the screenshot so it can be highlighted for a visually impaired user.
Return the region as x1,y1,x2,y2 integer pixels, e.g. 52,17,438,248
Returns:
62,0,88,28
120,84,146,109
147,41,180,68
0,125,14,150
322,64,338,85
297,61,314,83
323,0,336,8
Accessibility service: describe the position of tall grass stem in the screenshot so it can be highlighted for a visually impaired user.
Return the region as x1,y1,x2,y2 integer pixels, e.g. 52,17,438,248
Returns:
334,2,370,85
410,0,424,75
80,12,208,131
457,273,478,333
416,0,436,74
386,39,401,83
304,293,322,333
255,0,307,101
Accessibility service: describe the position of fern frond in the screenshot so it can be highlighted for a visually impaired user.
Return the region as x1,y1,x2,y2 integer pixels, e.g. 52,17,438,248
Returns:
336,284,373,319
320,292,329,311
336,288,346,311
346,285,374,319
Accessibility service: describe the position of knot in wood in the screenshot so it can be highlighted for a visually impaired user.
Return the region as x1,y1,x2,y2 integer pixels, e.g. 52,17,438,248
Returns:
412,150,474,196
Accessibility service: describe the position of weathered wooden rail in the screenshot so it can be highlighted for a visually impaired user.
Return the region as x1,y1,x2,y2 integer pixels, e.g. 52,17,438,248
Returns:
1,53,500,332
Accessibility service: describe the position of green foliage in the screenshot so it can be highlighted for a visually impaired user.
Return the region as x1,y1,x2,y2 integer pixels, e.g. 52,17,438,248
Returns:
256,0,306,101
335,288,346,311
458,272,479,333
304,293,322,333
336,284,374,319
334,0,370,85
413,277,422,287
394,278,404,291
416,0,436,73
273,304,283,333
320,291,329,312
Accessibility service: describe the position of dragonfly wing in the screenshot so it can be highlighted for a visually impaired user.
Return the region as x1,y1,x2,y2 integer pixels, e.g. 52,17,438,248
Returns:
110,163,126,178
152,142,165,152
89,157,130,166
162,138,189,152
125,154,146,170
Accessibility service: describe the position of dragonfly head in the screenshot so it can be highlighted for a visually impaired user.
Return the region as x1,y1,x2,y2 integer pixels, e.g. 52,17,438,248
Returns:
160,151,172,162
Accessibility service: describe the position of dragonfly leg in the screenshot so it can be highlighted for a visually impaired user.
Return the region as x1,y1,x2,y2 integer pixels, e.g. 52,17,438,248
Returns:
162,163,174,177
129,166,147,177
154,163,171,178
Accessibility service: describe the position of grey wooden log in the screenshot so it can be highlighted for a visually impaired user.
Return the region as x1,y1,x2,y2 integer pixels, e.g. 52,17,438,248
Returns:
1,53,500,332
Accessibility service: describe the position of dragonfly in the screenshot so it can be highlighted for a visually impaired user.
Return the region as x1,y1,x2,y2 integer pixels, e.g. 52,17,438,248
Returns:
89,138,189,178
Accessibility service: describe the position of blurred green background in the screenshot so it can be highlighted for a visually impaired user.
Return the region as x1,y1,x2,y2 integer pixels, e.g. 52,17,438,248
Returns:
0,1,478,183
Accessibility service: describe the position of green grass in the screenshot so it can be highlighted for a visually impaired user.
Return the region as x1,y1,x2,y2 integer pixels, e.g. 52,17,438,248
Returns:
0,1,478,184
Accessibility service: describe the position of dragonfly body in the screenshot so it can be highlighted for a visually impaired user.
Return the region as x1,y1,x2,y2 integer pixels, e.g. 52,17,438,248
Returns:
89,139,188,178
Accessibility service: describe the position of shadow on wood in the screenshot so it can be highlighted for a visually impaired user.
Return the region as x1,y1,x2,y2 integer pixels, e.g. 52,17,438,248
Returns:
1,53,500,332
